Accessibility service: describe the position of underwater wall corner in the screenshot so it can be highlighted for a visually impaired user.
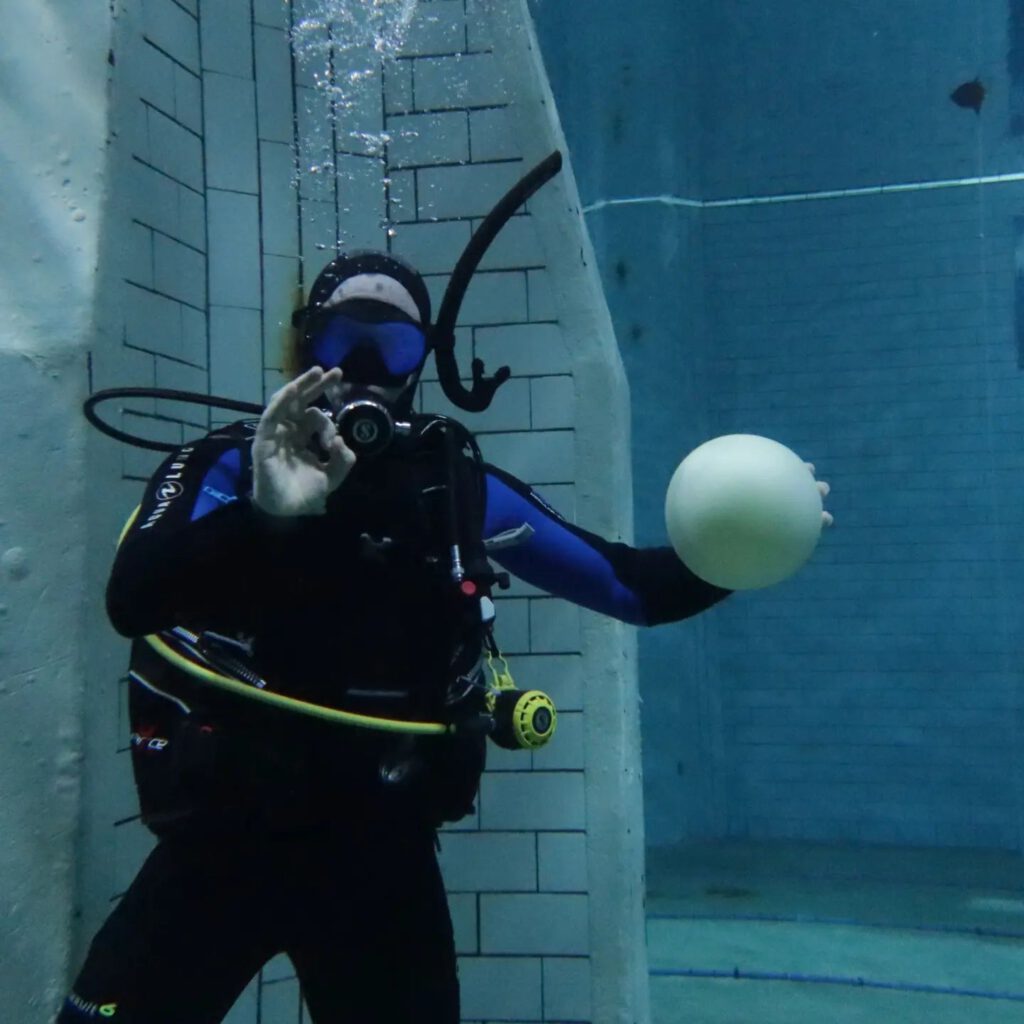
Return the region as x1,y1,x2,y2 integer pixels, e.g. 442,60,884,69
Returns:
480,2,649,1022
0,4,116,1021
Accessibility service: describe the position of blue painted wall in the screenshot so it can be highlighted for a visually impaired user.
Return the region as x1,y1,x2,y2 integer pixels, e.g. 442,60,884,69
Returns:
533,0,1024,850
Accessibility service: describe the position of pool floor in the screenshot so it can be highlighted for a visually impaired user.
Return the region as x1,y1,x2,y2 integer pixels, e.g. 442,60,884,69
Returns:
646,839,1024,1023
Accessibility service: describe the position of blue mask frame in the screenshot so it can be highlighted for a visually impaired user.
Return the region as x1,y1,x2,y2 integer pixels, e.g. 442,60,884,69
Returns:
309,313,427,381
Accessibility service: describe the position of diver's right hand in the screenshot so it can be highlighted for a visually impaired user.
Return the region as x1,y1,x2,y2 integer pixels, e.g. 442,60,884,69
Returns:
251,366,356,517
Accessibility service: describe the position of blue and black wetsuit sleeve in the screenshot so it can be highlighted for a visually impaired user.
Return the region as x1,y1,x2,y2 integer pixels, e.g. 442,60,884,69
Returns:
106,422,299,638
482,464,732,626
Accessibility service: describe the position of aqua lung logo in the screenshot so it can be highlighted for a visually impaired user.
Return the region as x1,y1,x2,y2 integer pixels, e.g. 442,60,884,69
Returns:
156,480,184,501
65,992,119,1017
140,448,194,529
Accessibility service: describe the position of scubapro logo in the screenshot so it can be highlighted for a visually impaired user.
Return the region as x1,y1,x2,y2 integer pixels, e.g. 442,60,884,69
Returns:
130,731,169,751
353,419,379,444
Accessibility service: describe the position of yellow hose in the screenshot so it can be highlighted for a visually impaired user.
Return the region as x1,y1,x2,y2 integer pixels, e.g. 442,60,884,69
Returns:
118,505,452,735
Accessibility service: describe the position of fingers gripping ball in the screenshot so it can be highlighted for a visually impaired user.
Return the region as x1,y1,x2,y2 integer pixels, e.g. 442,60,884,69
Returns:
665,434,823,590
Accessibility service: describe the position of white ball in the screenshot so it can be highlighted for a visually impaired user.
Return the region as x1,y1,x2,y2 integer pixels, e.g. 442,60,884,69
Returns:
665,434,823,590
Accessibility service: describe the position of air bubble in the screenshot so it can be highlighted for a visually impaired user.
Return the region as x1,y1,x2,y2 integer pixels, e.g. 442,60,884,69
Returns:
290,0,418,176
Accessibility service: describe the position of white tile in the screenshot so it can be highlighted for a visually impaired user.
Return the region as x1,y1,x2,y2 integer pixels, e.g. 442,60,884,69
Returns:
258,976,301,1022
527,269,556,320
207,190,262,307
475,214,543,270
505,654,583,712
262,253,302,370
336,153,386,251
448,892,478,954
153,234,206,308
480,893,588,955
491,596,528,653
107,752,143,824
530,597,580,653
142,0,200,73
530,375,574,430
124,283,182,359
538,832,588,892
397,4,466,58
413,52,509,110
458,957,542,1022
91,336,155,395
389,218,470,273
295,85,337,203
154,358,208,426
126,161,179,240
210,306,264,404
483,741,522,772
532,710,583,771
476,429,573,485
383,56,413,115
299,199,339,275
253,0,289,30
421,376,530,433
135,40,175,115
204,72,259,193
387,110,468,168
255,26,294,144
259,141,300,256
331,59,385,156
181,304,207,367
177,184,207,250
476,324,570,375
469,107,517,161
290,5,329,89
200,0,252,78
121,91,150,161
112,820,157,896
480,771,585,831
438,832,536,892
174,65,202,133
416,160,524,220
465,0,495,52
126,222,154,289
386,168,416,223
457,271,529,325
261,953,295,983
543,957,593,1022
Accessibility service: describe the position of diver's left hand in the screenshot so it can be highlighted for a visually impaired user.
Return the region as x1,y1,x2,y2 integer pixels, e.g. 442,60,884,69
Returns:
806,463,834,527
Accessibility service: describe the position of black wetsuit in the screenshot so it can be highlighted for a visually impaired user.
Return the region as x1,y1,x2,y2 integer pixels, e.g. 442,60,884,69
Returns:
58,417,730,1024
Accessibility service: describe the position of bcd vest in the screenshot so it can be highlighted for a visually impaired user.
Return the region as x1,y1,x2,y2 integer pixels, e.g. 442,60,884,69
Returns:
126,414,501,835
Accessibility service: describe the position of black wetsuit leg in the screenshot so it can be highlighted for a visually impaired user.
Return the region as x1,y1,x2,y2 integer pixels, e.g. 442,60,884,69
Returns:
55,830,277,1024
56,823,459,1024
282,825,460,1024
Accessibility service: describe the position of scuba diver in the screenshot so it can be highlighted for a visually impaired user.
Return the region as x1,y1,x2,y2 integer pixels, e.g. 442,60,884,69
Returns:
62,155,828,1023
